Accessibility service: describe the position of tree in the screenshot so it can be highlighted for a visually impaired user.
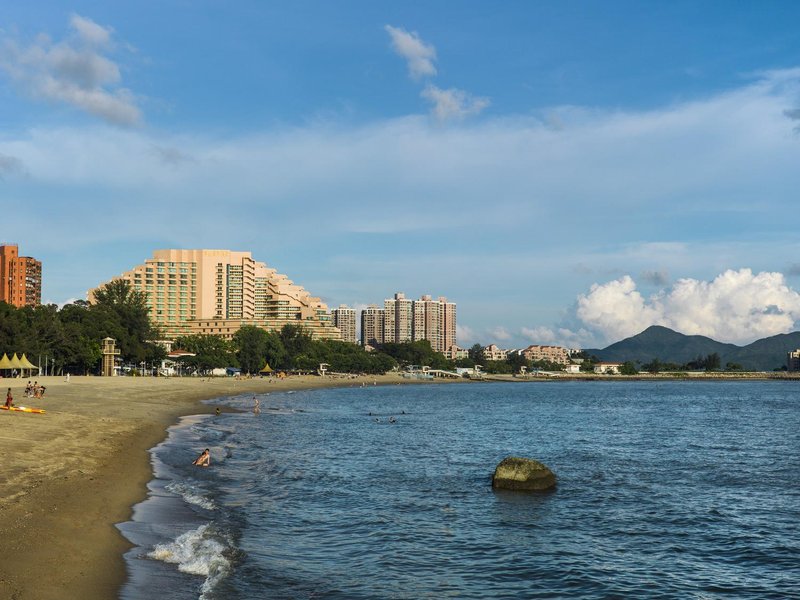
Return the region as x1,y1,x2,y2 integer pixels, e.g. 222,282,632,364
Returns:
90,279,159,362
643,358,662,374
619,361,639,375
174,334,235,373
467,343,484,363
233,326,287,374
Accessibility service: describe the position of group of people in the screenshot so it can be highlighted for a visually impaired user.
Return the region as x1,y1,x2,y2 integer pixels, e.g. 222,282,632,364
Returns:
24,381,46,399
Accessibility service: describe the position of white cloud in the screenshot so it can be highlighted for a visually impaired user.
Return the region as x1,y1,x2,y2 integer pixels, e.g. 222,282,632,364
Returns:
521,326,557,344
574,269,800,345
385,25,437,80
421,84,490,121
2,69,800,311
70,13,113,47
489,326,512,341
0,15,140,125
457,324,477,347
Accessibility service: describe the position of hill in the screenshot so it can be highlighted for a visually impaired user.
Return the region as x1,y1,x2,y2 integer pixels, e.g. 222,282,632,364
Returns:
588,325,800,371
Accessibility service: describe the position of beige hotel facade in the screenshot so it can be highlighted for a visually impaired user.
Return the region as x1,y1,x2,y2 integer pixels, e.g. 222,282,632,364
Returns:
91,249,341,341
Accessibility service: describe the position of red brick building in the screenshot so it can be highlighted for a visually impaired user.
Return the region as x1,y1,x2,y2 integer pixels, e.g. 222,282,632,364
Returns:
0,244,42,307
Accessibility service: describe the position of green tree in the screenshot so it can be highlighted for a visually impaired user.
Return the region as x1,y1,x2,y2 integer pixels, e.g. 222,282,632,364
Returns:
90,279,160,363
619,361,639,375
233,326,287,374
174,334,235,373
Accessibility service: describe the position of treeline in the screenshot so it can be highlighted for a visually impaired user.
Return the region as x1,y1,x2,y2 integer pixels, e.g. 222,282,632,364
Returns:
0,279,457,376
175,325,397,375
0,280,165,375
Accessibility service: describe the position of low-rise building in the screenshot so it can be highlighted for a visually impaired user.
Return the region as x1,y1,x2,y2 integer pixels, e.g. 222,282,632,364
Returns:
521,344,571,365
564,364,581,374
482,344,508,361
444,345,468,360
594,362,622,374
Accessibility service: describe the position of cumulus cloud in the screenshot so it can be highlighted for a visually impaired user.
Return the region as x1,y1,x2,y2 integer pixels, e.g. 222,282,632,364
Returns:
385,25,437,80
0,14,141,125
521,326,556,344
421,84,490,121
574,269,800,345
457,324,477,346
489,326,512,341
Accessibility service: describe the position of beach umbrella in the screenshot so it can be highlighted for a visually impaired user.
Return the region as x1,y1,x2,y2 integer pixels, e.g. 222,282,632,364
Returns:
19,354,39,377
9,353,23,370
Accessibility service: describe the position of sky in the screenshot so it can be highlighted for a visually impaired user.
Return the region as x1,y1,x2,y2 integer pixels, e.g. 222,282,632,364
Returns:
2,1,800,349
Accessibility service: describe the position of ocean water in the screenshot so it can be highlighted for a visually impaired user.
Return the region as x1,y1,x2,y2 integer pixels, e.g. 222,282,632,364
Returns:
118,381,800,599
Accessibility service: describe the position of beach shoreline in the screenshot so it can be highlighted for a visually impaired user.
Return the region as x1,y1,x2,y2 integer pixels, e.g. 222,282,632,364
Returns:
0,373,428,600
1,372,797,599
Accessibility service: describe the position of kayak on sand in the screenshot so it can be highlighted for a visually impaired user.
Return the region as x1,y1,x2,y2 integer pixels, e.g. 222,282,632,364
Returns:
1,405,46,414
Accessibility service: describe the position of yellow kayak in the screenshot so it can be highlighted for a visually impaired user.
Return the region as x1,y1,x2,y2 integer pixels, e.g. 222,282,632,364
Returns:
1,405,46,414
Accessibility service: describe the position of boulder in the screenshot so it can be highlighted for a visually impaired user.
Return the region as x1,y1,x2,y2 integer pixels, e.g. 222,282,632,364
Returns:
492,456,556,491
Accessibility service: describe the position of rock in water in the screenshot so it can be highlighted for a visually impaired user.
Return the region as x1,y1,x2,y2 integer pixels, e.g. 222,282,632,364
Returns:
492,456,556,491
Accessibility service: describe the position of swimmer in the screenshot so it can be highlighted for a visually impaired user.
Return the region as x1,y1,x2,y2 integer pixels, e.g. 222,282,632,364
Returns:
215,407,221,416
389,416,397,424
192,448,211,467
254,396,261,414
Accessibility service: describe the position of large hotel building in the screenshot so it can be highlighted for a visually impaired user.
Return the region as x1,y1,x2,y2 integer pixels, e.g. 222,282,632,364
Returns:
91,249,341,340
0,244,42,308
361,292,456,354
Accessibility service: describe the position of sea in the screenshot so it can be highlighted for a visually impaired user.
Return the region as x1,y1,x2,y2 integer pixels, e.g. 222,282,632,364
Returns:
117,381,800,599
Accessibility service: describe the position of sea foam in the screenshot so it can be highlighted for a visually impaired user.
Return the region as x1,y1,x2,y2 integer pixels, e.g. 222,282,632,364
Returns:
148,524,232,597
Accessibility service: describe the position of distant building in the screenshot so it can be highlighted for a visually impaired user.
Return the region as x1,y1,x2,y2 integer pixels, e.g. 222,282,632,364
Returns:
482,344,508,361
788,349,800,371
521,344,571,365
564,363,581,374
594,362,622,374
360,305,385,347
90,249,340,340
0,244,41,308
444,345,468,360
361,292,457,353
332,305,357,344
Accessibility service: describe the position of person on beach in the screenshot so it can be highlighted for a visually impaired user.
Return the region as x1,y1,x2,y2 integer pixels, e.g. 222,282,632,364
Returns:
193,449,211,467
5,388,12,408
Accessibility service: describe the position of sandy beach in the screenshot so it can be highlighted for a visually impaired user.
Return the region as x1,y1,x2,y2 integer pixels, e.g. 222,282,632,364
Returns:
0,373,416,600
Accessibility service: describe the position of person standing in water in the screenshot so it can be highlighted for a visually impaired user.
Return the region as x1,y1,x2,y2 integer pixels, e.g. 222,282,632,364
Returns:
253,396,261,414
192,448,211,467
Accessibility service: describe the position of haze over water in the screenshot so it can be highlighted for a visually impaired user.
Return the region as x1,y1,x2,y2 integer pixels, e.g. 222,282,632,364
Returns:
120,381,800,599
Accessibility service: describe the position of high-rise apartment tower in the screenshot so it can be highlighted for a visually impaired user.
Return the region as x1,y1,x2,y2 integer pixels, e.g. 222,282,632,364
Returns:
0,244,42,308
332,305,357,343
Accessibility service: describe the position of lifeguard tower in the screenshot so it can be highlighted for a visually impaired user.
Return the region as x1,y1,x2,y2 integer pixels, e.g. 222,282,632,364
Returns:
101,337,121,376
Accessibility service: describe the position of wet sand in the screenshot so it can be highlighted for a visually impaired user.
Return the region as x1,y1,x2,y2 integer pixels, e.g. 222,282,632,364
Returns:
0,374,420,600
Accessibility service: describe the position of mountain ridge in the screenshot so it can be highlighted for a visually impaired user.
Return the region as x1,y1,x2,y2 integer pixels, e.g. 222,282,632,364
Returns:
587,325,800,371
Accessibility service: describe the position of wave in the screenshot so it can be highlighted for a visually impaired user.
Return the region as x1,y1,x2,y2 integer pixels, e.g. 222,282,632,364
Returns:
148,523,233,598
165,481,216,510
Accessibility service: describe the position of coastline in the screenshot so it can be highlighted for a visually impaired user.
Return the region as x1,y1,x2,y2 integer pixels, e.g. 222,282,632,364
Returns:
0,373,423,600
1,372,797,599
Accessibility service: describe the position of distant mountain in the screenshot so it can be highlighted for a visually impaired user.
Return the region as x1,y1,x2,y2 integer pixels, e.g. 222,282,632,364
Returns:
587,325,800,371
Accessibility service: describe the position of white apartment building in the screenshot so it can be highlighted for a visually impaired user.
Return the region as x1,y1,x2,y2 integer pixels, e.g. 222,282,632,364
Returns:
332,305,357,344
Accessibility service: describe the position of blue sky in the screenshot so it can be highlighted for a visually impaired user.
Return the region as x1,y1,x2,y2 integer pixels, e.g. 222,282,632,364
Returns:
2,1,800,348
